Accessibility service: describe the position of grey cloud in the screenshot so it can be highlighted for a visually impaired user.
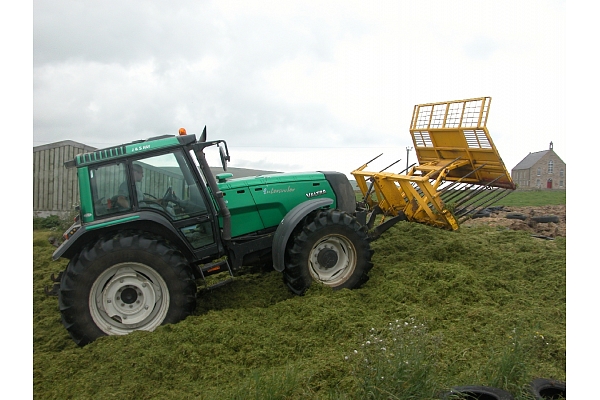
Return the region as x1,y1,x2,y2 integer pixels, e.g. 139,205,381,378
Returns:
33,1,377,151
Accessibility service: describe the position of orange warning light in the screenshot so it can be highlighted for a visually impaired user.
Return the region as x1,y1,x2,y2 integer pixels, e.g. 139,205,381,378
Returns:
179,128,187,135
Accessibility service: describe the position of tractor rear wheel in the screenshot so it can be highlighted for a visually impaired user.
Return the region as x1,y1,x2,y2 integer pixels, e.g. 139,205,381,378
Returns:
58,233,197,346
283,210,373,295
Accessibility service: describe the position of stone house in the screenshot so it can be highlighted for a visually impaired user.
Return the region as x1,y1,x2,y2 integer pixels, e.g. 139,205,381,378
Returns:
511,142,566,189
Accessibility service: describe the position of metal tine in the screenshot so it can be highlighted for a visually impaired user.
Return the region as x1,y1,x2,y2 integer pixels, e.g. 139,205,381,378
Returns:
431,163,487,209
439,183,481,207
456,188,501,219
438,164,489,206
359,155,397,204
470,188,513,214
454,176,504,216
457,188,513,223
397,163,417,175
359,153,384,169
362,179,376,204
441,183,476,204
438,164,487,196
380,159,401,172
453,181,503,216
454,185,501,216
457,188,508,222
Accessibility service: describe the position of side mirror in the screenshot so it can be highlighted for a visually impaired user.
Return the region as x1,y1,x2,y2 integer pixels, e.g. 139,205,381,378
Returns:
219,144,229,171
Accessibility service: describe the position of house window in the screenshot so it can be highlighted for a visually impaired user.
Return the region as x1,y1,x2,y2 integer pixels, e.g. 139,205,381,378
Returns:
560,180,564,187
560,169,564,177
548,160,554,174
537,168,541,176
536,178,541,187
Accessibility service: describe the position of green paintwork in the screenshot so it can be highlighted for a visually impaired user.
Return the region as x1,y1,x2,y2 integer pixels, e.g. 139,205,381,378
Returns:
217,172,336,237
124,137,181,155
86,216,141,230
73,137,182,167
78,167,94,223
70,133,341,243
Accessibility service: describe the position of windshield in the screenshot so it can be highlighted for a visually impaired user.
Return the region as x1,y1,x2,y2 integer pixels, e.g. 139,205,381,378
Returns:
90,150,209,221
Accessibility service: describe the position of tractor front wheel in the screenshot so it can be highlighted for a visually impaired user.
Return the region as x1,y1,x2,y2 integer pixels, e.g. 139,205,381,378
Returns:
58,233,197,346
283,210,373,295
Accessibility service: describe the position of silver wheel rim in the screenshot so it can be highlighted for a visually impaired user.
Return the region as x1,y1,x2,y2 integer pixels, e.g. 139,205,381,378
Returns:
89,262,170,336
308,234,357,286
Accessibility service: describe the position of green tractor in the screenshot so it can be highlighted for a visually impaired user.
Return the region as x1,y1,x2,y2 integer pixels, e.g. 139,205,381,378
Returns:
48,127,374,346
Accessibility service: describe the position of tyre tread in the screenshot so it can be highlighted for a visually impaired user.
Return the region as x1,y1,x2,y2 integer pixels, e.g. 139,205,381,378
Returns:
59,232,196,346
282,209,373,295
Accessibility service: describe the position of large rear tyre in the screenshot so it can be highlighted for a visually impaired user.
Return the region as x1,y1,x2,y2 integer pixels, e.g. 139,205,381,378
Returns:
283,210,373,295
58,233,197,346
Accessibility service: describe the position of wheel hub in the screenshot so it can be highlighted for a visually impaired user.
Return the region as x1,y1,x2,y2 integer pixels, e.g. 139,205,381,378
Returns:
309,234,356,284
316,248,338,269
119,287,138,304
94,266,163,327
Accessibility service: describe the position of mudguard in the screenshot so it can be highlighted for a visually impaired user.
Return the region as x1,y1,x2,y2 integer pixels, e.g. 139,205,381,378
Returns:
271,198,333,272
52,211,188,261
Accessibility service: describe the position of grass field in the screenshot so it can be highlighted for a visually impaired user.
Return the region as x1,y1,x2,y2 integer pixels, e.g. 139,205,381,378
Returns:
493,189,566,207
33,190,566,399
354,186,566,208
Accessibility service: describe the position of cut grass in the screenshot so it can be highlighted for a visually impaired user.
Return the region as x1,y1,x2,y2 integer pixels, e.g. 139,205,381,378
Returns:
34,216,565,399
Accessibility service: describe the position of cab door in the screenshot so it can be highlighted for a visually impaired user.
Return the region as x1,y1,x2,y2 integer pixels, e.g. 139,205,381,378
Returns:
130,150,221,260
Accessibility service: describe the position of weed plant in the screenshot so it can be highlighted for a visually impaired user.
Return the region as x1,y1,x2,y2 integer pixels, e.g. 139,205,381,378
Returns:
345,318,441,399
33,194,565,399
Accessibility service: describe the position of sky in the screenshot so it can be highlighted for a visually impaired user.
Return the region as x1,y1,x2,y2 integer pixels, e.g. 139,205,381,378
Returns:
31,0,566,178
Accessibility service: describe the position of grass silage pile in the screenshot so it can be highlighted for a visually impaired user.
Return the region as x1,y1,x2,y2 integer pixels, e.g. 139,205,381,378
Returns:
33,222,565,399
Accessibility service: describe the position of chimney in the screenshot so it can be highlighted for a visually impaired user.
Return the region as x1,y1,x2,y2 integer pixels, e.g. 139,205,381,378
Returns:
550,141,553,150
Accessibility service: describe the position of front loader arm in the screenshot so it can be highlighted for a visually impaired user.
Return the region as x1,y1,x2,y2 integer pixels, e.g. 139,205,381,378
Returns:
352,97,515,232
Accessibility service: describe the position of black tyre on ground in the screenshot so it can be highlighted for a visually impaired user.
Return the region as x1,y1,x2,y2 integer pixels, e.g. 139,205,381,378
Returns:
530,378,565,399
472,209,492,219
59,233,197,346
440,385,514,399
283,209,373,295
505,212,527,220
531,215,560,223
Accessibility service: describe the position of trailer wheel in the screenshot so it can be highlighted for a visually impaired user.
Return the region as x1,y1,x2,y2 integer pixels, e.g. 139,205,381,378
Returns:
283,210,373,295
530,378,565,399
58,233,197,346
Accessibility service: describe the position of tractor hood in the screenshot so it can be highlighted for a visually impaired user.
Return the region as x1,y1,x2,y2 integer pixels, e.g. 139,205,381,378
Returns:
214,171,349,237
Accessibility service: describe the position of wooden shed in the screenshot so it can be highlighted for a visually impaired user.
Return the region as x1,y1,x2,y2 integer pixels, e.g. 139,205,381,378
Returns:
33,140,97,218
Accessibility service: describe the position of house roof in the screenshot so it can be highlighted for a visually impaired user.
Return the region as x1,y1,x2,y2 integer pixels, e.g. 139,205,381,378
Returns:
33,140,97,153
512,150,548,170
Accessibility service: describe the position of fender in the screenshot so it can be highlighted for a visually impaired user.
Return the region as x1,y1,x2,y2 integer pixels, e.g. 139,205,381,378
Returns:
271,198,333,272
52,211,189,261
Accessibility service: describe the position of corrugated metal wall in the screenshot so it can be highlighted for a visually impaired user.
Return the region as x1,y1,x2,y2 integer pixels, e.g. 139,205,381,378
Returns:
33,141,96,217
